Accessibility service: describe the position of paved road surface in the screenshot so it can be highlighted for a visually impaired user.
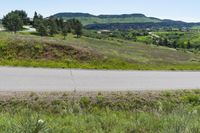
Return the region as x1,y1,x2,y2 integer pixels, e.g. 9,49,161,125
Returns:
0,67,200,91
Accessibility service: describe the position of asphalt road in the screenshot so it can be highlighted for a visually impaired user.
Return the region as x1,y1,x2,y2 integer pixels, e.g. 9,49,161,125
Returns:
0,67,200,91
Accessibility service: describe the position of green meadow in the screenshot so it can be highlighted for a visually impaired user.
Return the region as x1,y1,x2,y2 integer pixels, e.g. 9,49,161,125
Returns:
1,32,200,70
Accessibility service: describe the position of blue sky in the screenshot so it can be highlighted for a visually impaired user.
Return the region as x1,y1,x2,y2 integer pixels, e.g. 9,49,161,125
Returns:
0,0,199,22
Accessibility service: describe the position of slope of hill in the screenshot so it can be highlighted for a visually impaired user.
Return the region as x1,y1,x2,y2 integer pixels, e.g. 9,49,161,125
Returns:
0,32,200,70
51,13,161,25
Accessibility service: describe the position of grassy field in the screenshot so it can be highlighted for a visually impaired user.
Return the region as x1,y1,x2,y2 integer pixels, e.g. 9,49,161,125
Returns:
0,90,200,132
1,31,200,70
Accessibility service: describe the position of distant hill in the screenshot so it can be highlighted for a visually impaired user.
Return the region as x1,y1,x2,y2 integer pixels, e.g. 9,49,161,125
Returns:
85,21,200,30
51,12,200,30
52,13,95,18
51,13,161,25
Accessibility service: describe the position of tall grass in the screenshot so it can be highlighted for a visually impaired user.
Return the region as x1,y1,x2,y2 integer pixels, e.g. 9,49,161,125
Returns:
0,90,200,132
1,107,200,133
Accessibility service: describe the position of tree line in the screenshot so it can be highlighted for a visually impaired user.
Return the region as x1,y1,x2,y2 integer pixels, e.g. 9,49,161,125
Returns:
2,10,83,38
85,22,197,30
152,37,192,49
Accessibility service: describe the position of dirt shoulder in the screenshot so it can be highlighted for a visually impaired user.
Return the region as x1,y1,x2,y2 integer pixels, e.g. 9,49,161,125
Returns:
0,90,196,101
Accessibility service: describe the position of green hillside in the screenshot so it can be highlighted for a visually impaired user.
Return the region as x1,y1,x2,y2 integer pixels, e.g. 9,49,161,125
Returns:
154,31,200,48
51,13,161,25
0,32,200,70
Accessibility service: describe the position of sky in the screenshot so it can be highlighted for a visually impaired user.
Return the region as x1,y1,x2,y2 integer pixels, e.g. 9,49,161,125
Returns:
0,0,200,22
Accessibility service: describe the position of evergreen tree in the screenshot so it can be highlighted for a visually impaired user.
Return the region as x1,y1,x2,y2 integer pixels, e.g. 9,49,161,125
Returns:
62,23,69,39
33,12,43,28
2,12,23,33
187,40,192,49
59,18,64,29
13,10,29,25
48,18,58,36
55,18,65,33
73,20,83,38
163,38,168,46
65,19,82,37
33,12,38,20
172,40,178,49
33,12,38,26
36,19,48,36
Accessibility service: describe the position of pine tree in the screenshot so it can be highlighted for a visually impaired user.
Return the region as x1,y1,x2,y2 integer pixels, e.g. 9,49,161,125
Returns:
187,40,191,49
2,12,23,33
13,10,29,25
36,19,48,36
48,18,58,36
62,23,69,39
73,20,83,38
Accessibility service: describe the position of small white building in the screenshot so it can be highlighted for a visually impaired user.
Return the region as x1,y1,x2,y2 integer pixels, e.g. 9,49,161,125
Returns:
97,30,112,34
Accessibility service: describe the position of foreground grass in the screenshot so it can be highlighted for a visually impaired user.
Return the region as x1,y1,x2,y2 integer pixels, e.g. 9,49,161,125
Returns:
1,32,200,70
2,59,200,70
0,90,200,132
1,108,200,133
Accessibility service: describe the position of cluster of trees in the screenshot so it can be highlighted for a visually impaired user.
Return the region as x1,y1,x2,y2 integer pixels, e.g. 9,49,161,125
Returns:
110,30,195,49
2,10,29,33
111,30,148,41
33,12,83,38
152,37,193,49
84,29,149,41
2,10,83,38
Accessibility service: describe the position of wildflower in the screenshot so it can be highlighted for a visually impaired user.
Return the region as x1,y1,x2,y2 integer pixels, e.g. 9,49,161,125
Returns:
38,119,44,124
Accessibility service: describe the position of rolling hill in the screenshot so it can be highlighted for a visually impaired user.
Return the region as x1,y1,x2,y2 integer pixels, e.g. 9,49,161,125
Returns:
51,12,200,30
51,13,161,25
1,32,200,70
